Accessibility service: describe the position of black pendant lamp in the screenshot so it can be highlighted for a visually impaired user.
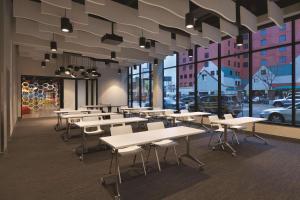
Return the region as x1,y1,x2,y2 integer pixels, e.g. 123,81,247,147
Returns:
133,65,137,70
61,9,72,33
52,53,57,59
41,61,46,68
139,37,146,48
45,53,50,62
55,70,60,76
188,49,193,58
111,51,116,60
154,58,158,66
50,41,57,52
236,0,243,47
118,68,121,74
185,13,194,29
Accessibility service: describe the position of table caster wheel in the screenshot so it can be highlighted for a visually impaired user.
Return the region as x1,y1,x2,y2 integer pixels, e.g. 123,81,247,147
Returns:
212,146,216,151
114,195,121,200
231,152,237,157
79,156,83,161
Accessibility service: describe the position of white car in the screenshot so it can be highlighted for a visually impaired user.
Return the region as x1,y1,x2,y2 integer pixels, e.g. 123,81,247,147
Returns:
260,103,300,123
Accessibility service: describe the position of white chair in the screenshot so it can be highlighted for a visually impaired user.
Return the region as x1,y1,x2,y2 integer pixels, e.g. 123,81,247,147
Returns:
223,114,244,144
146,122,179,172
164,110,181,126
208,115,226,149
109,125,146,183
79,116,104,160
180,109,195,125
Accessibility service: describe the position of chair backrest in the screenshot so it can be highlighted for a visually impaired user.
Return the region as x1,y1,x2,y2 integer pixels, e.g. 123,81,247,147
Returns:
68,117,82,124
224,114,233,120
208,115,222,129
181,109,189,113
110,114,124,119
78,107,86,110
110,125,132,136
82,116,100,121
147,122,165,131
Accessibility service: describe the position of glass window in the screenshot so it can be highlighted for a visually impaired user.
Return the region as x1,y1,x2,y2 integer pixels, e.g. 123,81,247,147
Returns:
221,54,249,117
221,33,249,56
195,60,219,113
296,19,300,41
295,45,300,125
279,47,287,52
252,46,292,124
253,22,291,50
163,67,177,109
179,62,194,110
260,50,267,56
197,43,218,61
132,74,140,107
279,35,286,42
141,63,150,72
164,54,177,68
141,72,151,106
132,65,140,74
260,59,268,66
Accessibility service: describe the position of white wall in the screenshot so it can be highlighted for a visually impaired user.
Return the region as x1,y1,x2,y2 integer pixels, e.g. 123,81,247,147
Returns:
98,67,127,106
77,80,86,108
63,79,76,109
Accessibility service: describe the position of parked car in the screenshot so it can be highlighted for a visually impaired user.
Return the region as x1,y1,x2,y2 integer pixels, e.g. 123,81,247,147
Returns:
252,96,269,104
260,103,300,123
180,96,194,105
272,95,300,107
188,95,242,117
164,97,185,110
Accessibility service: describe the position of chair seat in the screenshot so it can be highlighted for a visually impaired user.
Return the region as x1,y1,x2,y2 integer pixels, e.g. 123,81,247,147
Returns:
230,125,246,129
118,145,142,156
84,129,104,135
184,118,195,122
152,139,177,147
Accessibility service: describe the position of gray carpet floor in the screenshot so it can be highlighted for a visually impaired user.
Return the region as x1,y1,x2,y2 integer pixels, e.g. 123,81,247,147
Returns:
0,117,300,200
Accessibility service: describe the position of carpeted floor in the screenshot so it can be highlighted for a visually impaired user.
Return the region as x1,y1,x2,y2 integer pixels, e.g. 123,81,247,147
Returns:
0,117,300,200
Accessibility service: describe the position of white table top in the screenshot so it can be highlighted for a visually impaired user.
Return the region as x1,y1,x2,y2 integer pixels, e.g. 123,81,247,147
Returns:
139,109,174,113
61,112,117,119
82,104,111,108
53,109,90,114
100,126,205,149
120,107,151,111
74,117,148,127
167,112,211,118
211,117,266,126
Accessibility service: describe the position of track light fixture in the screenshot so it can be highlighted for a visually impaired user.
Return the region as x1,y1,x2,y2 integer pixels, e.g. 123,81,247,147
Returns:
51,53,57,59
111,51,116,60
50,41,57,52
45,54,50,62
61,9,72,33
154,58,158,66
145,41,151,49
55,70,60,76
139,36,146,48
185,13,194,29
41,61,46,68
188,49,193,58
65,68,71,75
236,34,243,47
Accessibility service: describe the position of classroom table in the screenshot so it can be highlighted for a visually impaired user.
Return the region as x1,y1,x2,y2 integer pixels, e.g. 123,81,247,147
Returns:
99,126,206,199
61,112,118,139
166,112,211,126
53,109,90,130
211,117,267,156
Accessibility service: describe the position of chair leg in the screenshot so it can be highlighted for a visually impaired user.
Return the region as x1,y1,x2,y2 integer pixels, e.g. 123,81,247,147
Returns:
109,152,114,174
173,146,179,165
163,147,169,161
208,131,215,147
132,154,137,166
146,146,152,162
116,154,122,184
234,131,240,144
140,152,147,176
154,147,161,172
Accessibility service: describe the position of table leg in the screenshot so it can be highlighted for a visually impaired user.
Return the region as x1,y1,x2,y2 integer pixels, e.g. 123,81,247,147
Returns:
245,123,268,144
179,136,205,168
114,150,121,199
